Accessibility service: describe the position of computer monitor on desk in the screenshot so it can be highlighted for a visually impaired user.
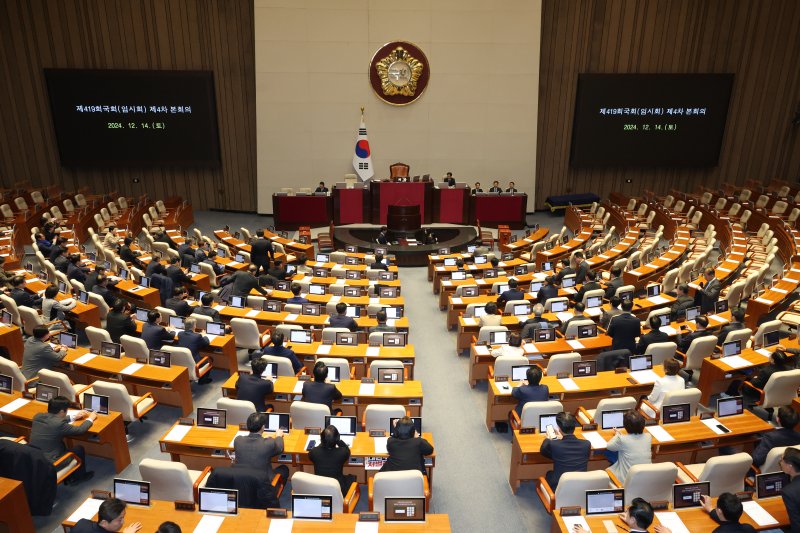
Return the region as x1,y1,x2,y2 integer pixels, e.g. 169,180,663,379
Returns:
573,360,597,377
763,329,780,348
629,354,652,371
600,409,626,430
717,396,743,417
646,284,660,298
511,365,532,382
672,482,710,509
722,340,742,357
489,330,508,345
385,497,426,523
662,403,691,424
550,300,568,313
533,328,556,343
757,472,791,499
198,488,238,515
685,306,700,322
586,295,602,310
513,303,531,316
196,408,227,429
292,494,333,521
0,374,12,394
586,489,625,515
114,479,151,506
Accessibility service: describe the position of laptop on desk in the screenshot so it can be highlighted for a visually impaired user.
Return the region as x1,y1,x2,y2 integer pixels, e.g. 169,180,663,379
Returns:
198,487,238,515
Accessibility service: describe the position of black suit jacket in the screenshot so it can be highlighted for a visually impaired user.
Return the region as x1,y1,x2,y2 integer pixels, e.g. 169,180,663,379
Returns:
752,428,800,467
607,312,641,353
225,271,267,297
671,295,695,318
165,296,193,317
539,434,591,488
677,328,713,354
554,266,575,283
119,246,144,268
575,281,601,303
250,238,274,265
70,520,105,533
106,311,137,343
699,278,721,313
91,284,116,307
574,261,591,284
236,373,274,413
709,510,757,533
511,384,549,416
380,437,434,474
142,322,175,350
717,321,745,345
166,264,189,286
537,284,559,305
156,233,178,250
309,443,352,494
329,314,358,332
11,287,41,308
604,277,624,299
302,380,342,409
782,476,800,533
234,433,283,480
635,329,670,355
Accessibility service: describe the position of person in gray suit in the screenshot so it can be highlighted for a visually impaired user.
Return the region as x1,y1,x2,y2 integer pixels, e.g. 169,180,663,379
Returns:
698,268,721,314
29,396,96,484
368,310,396,334
233,412,289,482
21,326,68,379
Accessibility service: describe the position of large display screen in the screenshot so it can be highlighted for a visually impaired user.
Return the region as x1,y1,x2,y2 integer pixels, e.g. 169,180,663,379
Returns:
44,69,220,166
570,74,734,166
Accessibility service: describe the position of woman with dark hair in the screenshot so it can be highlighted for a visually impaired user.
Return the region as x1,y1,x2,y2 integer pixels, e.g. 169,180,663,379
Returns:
308,425,356,495
605,410,652,483
380,416,434,475
741,349,796,407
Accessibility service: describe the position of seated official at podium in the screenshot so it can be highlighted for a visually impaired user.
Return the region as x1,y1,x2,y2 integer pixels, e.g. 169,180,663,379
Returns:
489,180,502,193
506,181,517,193
472,182,483,194
444,172,455,187
315,181,328,193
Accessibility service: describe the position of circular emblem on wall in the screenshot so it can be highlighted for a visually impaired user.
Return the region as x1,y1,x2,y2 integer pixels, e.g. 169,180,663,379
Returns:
369,41,430,106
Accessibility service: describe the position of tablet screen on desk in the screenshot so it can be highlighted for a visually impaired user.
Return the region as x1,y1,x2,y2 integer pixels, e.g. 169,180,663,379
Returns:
229,296,246,309
672,482,709,509
474,256,487,265
58,281,68,294
716,396,743,417
657,313,670,327
662,403,690,424
326,366,341,383
385,497,425,523
629,355,652,371
149,350,171,367
511,365,532,382
722,340,741,357
292,494,332,521
562,276,576,289
335,332,357,345
289,329,312,344
379,271,395,281
472,305,486,318
309,284,326,295
538,413,558,433
168,315,185,331
757,472,791,499
83,393,109,414
489,330,508,345
383,333,406,347
344,287,361,297
378,367,404,384
494,284,509,295
345,270,361,280
385,306,403,319
345,257,359,266
586,489,625,515
577,324,597,339
135,309,149,322
618,290,634,304
600,409,626,430
78,291,90,305
534,328,556,342
59,332,77,349
451,270,467,280
541,261,553,271
324,416,356,437
316,254,329,263
380,286,399,298
529,282,543,294
206,322,226,336
763,329,780,348
462,286,479,297
0,374,13,394
189,263,201,274
573,360,597,377
646,284,661,297
513,303,531,316
114,478,150,506
35,383,59,403
715,299,729,314
0,310,11,325
344,306,360,318
139,276,150,288
301,303,320,316
443,258,456,266
586,296,602,309
264,413,290,432
685,306,700,322
196,407,226,429
263,300,282,313
550,300,568,313
198,488,238,515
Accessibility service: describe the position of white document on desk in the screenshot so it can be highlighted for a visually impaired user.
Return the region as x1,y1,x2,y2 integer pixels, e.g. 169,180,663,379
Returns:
163,424,192,442
73,353,98,365
228,430,249,448
194,514,226,533
359,383,376,395
708,314,727,323
629,369,659,384
293,381,305,394
585,307,602,317
556,311,574,323
245,309,260,317
120,363,143,375
720,355,750,369
647,295,670,305
742,500,779,526
213,304,226,311
522,343,539,353
328,295,341,302
755,348,773,358
315,344,332,355
373,436,388,454
561,515,592,532
284,314,299,321
67,498,104,523
474,345,490,356
700,418,727,435
451,297,462,304
645,425,675,443
558,378,580,391
661,325,678,336
566,339,585,350
355,522,379,533
581,431,608,449
0,397,31,414
366,346,380,357
654,511,690,533
462,317,477,326
267,519,294,533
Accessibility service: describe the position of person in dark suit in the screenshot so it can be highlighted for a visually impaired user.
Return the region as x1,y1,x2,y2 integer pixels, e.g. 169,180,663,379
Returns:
471,182,483,194
604,266,624,299
752,406,800,467
369,310,397,334
489,180,502,193
267,259,289,281
119,237,145,270
779,447,800,532
539,412,591,488
443,172,455,187
176,317,210,363
236,358,274,413
635,315,670,355
106,299,137,343
66,254,89,283
520,304,552,339
676,315,713,354
329,302,358,332
560,302,587,335
574,270,602,303
250,230,275,276
21,326,67,379
607,300,641,353
573,251,590,284
287,283,309,304
142,310,175,350
578,498,654,533
35,232,53,257
309,425,357,495
497,278,525,308
177,238,196,262
665,493,757,533
165,286,193,317
554,258,574,284
505,181,517,193
222,265,269,298
716,306,745,346
54,253,69,274
233,413,289,482
315,181,329,193
260,332,303,373
670,283,695,319
10,275,42,308
369,254,389,270
537,275,559,305
741,349,795,408
511,365,549,416
376,227,389,245
48,236,69,262
84,265,106,293
381,416,434,474
698,268,721,314
70,497,141,533
193,292,223,323
91,275,117,308
302,361,342,409
601,296,623,329
154,229,178,250
165,256,189,287
29,396,97,485
202,249,226,276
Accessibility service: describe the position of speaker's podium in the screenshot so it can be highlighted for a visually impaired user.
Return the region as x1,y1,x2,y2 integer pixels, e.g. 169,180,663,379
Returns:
387,204,421,235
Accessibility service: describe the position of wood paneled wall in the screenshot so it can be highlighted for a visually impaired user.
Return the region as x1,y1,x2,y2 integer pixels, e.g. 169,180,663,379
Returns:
0,0,256,211
536,0,800,209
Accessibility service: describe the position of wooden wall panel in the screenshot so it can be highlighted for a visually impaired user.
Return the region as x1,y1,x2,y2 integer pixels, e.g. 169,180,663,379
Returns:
0,0,256,211
536,0,800,209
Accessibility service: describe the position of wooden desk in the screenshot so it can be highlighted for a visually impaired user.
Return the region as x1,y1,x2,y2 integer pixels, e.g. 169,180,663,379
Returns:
485,366,665,430
113,278,162,308
215,305,410,333
277,341,416,379
61,347,194,417
159,426,437,485
0,391,131,472
623,229,690,289
222,376,424,418
584,230,640,271
0,477,35,533
535,229,594,270
0,324,24,365
553,497,788,532
508,411,773,492
431,258,526,294
21,272,101,328
501,227,550,257
215,229,314,260
267,289,405,310
63,499,452,532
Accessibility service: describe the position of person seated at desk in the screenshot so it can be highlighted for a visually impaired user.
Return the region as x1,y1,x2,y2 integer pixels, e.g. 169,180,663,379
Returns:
537,276,559,305
142,309,176,350
443,172,455,187
106,299,137,343
302,361,343,411
222,265,269,298
259,332,303,374
41,220,57,244
540,412,591,489
740,349,795,410
0,257,12,287
716,307,746,346
752,406,800,468
779,447,800,532
370,253,389,270
91,275,117,308
646,358,685,410
553,258,574,284
42,285,76,331
157,522,180,533
177,316,210,363
471,182,482,194
607,300,640,353
165,286,193,317
103,225,119,250
295,256,312,275
177,237,196,262
381,416,434,475
671,283,695,318
29,396,97,487
489,180,502,193
145,259,167,278
559,302,587,335
166,256,190,287
54,253,70,274
10,275,42,308
119,237,145,270
267,259,289,281
329,302,359,332
655,492,757,533
66,254,90,284
193,292,225,324
309,425,356,495
49,236,69,262
697,268,721,314
479,301,503,327
676,315,712,354
520,303,551,338
202,249,226,276
236,358,274,413
376,226,390,245
577,498,654,533
369,310,396,334
70,497,141,533
574,270,601,303
22,326,68,379
491,332,524,358
153,228,178,251
601,296,623,329
233,412,289,495
510,365,549,416
635,315,670,355
604,266,624,299
287,283,309,304
497,278,524,308
84,264,106,293
605,410,652,484
35,232,53,257
315,181,328,193
506,181,517,193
